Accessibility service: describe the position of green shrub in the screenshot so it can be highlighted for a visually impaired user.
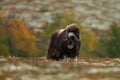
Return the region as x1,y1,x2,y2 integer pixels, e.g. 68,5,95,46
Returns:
96,22,120,58
107,22,120,57
0,44,10,57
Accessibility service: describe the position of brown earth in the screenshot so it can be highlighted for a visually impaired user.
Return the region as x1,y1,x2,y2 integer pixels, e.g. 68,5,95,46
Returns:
0,57,120,80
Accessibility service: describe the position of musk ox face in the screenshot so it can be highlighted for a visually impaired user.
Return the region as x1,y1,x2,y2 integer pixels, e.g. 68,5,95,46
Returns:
47,23,81,61
67,32,78,49
66,24,80,39
66,24,80,49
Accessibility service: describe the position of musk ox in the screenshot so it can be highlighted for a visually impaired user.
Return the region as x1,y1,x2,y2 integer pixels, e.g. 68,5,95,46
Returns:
47,23,81,61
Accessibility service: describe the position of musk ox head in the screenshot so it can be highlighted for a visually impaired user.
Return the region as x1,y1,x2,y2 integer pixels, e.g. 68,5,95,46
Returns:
47,23,81,61
65,24,80,49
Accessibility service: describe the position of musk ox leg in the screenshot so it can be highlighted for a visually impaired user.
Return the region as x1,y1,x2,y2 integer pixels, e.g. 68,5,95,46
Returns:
47,47,63,60
47,47,54,59
64,56,70,62
74,56,78,61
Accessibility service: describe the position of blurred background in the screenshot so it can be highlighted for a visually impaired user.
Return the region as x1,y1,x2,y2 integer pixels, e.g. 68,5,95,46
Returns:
0,0,120,58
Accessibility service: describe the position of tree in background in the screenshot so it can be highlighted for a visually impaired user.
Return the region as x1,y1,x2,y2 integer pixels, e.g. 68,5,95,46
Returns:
106,22,120,57
0,26,10,56
81,27,98,57
0,17,39,57
96,22,120,58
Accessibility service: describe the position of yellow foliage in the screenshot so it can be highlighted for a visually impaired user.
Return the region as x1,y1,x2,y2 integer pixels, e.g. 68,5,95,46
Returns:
80,27,98,57
0,17,37,54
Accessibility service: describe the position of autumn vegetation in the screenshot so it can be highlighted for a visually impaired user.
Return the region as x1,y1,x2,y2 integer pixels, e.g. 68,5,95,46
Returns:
0,17,39,57
0,12,120,58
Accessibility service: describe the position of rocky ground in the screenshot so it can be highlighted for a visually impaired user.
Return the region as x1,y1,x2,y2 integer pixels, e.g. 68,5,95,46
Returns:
0,0,120,31
0,57,120,80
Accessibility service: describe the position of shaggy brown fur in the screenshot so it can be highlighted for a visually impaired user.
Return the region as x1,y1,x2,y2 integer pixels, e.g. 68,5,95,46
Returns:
47,24,81,60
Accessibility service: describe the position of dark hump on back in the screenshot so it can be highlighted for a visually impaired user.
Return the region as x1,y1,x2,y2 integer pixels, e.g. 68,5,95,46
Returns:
65,23,79,31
